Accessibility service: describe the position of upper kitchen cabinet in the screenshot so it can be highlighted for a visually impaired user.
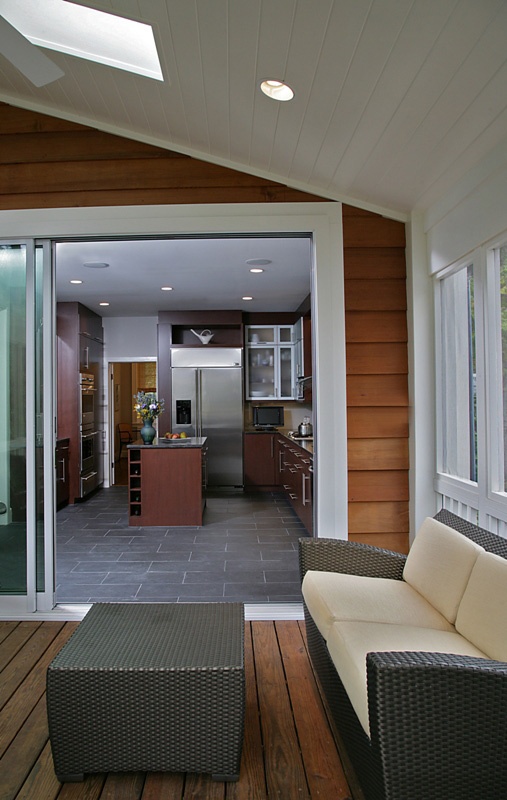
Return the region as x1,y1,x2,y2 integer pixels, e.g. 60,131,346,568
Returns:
293,316,312,402
245,324,296,400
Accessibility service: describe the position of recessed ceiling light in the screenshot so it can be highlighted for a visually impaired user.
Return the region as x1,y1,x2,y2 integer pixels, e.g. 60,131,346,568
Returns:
70,279,83,284
83,262,109,269
99,302,110,307
260,80,294,102
249,268,264,274
246,258,272,266
161,286,173,291
242,296,254,301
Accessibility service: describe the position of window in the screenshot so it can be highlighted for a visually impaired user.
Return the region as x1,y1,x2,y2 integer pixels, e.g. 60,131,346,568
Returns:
439,264,477,482
436,236,507,530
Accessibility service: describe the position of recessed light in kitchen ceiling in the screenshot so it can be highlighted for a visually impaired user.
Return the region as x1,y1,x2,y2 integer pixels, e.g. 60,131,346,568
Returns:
249,268,264,274
161,286,173,291
70,279,82,284
260,80,294,102
242,296,253,301
246,259,272,266
83,262,109,269
99,302,110,307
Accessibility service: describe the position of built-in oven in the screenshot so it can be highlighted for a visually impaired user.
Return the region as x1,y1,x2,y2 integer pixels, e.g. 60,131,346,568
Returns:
80,372,95,429
79,372,100,497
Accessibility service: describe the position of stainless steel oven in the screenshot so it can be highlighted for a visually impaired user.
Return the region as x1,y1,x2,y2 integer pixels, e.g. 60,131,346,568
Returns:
80,372,96,428
79,372,100,496
80,429,97,474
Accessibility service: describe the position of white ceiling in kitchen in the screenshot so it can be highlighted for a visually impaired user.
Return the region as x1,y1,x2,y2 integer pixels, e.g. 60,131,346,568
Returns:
2,0,507,219
54,235,312,316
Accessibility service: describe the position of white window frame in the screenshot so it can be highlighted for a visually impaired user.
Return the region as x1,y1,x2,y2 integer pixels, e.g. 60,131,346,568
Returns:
435,232,507,533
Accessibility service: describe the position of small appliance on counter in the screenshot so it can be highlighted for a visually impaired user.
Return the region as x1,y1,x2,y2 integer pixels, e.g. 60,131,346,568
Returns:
297,416,313,438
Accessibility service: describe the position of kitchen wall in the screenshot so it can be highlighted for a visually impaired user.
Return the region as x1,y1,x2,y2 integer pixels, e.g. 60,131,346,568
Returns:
0,102,409,552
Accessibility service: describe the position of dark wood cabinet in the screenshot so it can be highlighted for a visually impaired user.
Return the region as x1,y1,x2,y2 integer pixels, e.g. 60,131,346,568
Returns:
276,435,313,533
56,438,70,509
243,432,277,489
57,302,104,503
128,445,207,526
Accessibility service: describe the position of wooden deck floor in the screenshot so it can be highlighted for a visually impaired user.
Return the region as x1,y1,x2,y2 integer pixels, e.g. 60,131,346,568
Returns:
0,619,358,800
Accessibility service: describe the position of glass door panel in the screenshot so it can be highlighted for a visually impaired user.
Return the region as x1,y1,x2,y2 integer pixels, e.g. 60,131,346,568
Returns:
0,244,28,595
279,346,294,398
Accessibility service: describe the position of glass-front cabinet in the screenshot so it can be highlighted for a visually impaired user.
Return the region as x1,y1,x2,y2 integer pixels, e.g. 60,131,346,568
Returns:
245,325,296,399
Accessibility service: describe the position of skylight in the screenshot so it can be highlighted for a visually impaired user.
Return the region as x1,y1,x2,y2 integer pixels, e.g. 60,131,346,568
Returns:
0,0,164,81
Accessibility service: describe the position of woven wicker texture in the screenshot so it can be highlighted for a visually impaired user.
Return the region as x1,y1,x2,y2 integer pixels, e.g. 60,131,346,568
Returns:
300,513,507,800
47,603,245,782
299,537,406,581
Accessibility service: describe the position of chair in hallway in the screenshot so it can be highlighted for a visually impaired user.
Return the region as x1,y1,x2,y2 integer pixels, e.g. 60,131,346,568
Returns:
117,423,133,460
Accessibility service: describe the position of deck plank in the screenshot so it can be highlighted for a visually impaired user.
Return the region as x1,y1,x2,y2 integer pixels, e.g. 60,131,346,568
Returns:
252,621,311,800
276,621,352,800
0,622,78,758
0,619,353,800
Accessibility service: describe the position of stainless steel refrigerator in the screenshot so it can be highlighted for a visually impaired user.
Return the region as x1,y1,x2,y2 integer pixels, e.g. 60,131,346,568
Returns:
170,348,243,487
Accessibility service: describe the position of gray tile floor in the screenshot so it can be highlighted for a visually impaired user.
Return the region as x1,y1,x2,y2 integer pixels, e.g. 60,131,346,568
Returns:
56,487,309,603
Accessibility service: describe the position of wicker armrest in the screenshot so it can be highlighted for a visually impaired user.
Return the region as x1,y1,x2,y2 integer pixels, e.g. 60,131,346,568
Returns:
366,651,507,799
298,537,406,581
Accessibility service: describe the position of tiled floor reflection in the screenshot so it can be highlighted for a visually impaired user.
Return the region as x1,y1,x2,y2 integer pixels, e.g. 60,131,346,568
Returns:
56,487,309,603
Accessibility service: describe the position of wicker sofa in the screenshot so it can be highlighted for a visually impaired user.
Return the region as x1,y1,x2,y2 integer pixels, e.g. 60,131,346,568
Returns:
299,509,507,800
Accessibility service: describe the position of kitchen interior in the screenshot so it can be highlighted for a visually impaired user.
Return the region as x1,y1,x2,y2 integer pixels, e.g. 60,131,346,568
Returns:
55,234,314,605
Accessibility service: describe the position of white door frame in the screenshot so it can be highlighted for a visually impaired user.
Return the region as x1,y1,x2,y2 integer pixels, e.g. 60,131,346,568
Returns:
0,202,347,618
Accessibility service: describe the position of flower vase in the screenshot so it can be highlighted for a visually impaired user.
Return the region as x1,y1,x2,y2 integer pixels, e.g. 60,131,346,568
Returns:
140,418,156,444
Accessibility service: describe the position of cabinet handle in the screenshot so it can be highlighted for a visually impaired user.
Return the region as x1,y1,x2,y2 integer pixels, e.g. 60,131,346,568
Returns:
57,458,66,483
271,437,274,458
279,452,284,472
302,473,310,506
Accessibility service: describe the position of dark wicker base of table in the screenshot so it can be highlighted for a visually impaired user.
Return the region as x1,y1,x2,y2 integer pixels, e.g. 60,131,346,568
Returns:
47,603,245,782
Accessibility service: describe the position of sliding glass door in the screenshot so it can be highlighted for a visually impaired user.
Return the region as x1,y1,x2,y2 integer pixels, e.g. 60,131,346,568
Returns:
0,240,54,615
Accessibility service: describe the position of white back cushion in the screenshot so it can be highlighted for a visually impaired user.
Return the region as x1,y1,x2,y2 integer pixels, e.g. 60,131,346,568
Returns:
455,550,507,661
403,517,483,623
302,570,454,641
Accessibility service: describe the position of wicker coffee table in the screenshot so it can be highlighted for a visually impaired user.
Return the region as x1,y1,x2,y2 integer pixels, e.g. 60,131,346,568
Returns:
47,602,245,782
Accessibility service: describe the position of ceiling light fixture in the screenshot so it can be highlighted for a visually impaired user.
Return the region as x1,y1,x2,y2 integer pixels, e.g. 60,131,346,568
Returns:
161,286,173,291
70,279,83,284
242,296,254,301
260,80,294,102
83,262,109,269
249,268,264,274
99,302,110,307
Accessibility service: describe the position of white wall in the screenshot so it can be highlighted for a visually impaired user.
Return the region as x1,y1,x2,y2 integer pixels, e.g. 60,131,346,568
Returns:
425,138,507,272
103,316,157,359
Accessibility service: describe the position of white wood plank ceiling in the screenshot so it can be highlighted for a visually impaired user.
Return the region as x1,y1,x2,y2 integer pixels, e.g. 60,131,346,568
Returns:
1,0,507,219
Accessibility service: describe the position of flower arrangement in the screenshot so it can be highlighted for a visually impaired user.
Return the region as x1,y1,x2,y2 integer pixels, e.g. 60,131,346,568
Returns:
133,391,165,422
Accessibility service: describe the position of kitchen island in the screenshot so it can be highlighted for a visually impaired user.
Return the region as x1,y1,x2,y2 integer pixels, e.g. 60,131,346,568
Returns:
127,438,207,526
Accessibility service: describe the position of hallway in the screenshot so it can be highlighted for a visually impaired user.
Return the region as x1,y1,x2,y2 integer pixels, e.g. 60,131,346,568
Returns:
56,488,308,604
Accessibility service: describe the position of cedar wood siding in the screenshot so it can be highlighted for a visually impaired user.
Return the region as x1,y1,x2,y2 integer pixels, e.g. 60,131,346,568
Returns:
0,102,409,552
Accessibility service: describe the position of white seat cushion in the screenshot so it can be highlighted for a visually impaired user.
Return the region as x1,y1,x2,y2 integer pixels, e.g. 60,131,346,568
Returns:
403,517,484,623
455,550,507,661
302,570,454,641
327,621,488,735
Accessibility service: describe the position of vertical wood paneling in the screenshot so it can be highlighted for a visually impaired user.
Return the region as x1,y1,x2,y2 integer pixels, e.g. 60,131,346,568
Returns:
0,104,410,553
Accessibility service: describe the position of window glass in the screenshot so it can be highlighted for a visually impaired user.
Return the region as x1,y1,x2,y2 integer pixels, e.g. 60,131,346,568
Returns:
440,265,477,481
0,244,27,594
499,246,507,492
